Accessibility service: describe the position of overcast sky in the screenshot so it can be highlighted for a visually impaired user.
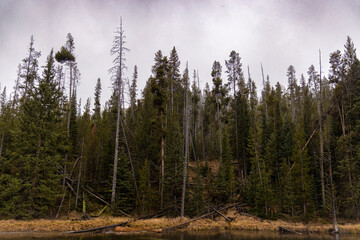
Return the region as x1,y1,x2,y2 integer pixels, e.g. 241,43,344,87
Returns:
1,0,360,108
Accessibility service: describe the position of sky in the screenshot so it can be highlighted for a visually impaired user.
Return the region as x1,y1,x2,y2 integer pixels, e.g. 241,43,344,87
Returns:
1,0,360,109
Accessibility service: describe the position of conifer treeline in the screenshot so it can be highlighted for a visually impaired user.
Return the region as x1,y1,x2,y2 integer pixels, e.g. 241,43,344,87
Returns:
0,31,360,221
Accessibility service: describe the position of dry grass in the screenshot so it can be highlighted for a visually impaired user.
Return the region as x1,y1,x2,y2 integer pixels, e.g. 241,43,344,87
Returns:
1,210,360,234
129,217,185,231
340,223,360,234
0,216,128,232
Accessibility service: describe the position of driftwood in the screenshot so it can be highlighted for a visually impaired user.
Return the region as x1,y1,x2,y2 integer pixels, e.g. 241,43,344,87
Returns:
68,208,171,234
162,203,246,232
279,226,302,235
68,220,130,234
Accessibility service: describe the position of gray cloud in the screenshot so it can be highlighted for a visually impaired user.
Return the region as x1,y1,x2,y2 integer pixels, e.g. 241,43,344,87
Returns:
1,0,360,108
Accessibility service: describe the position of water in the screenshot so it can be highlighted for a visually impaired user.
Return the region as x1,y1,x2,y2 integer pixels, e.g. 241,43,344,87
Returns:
0,231,357,240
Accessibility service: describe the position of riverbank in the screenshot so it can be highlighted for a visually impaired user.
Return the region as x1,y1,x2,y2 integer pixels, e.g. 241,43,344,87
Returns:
0,211,360,234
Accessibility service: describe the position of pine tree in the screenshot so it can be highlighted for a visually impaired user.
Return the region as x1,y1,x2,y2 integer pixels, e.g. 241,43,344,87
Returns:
168,47,181,114
0,50,64,218
214,130,235,204
188,163,205,217
93,78,102,120
138,159,152,214
130,66,137,118
225,51,244,177
211,61,225,158
20,35,41,101
291,125,315,218
191,69,201,161
247,125,272,217
150,50,169,209
234,85,250,179
287,65,297,123
164,113,183,209
113,153,134,215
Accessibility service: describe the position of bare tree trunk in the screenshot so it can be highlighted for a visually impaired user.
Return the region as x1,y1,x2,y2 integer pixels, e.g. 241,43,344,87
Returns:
253,126,267,215
190,132,197,162
122,78,125,110
67,63,73,132
197,71,206,161
181,78,189,220
319,50,325,206
111,19,127,208
171,77,174,114
63,62,73,188
337,102,353,186
234,71,240,177
119,114,140,203
290,88,295,123
201,110,206,161
261,63,268,119
75,139,84,209
326,100,339,233
300,150,306,216
160,111,165,209
12,65,21,109
111,77,121,207
56,190,66,218
217,99,222,156
57,61,74,217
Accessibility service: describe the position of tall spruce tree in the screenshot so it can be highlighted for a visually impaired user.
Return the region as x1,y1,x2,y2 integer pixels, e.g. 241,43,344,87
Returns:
225,51,243,177
0,50,64,219
20,35,41,101
150,50,169,209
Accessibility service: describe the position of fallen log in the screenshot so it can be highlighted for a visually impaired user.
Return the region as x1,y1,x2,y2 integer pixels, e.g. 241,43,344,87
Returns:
82,187,131,218
162,203,246,232
68,221,130,234
279,226,302,235
68,208,171,234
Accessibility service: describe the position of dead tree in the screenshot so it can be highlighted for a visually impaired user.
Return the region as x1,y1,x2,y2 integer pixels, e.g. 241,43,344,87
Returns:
181,63,190,220
109,18,129,208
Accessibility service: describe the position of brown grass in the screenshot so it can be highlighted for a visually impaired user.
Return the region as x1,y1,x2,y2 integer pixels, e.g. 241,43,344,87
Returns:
0,216,128,232
1,210,360,234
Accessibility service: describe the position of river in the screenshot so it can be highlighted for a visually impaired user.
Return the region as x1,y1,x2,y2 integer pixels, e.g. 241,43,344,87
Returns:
0,231,358,240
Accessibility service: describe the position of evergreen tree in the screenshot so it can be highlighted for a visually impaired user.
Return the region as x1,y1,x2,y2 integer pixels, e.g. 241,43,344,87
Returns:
211,61,226,159
150,51,169,209
0,50,64,218
214,130,235,204
225,51,244,177
93,78,102,120
168,47,181,114
247,125,272,217
287,65,297,123
20,35,41,101
130,66,137,118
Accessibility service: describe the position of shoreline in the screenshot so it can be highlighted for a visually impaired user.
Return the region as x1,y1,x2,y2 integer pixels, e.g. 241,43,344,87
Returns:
1,214,360,234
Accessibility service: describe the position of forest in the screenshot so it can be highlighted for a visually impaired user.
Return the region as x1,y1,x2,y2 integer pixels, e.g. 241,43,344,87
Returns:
0,22,360,227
